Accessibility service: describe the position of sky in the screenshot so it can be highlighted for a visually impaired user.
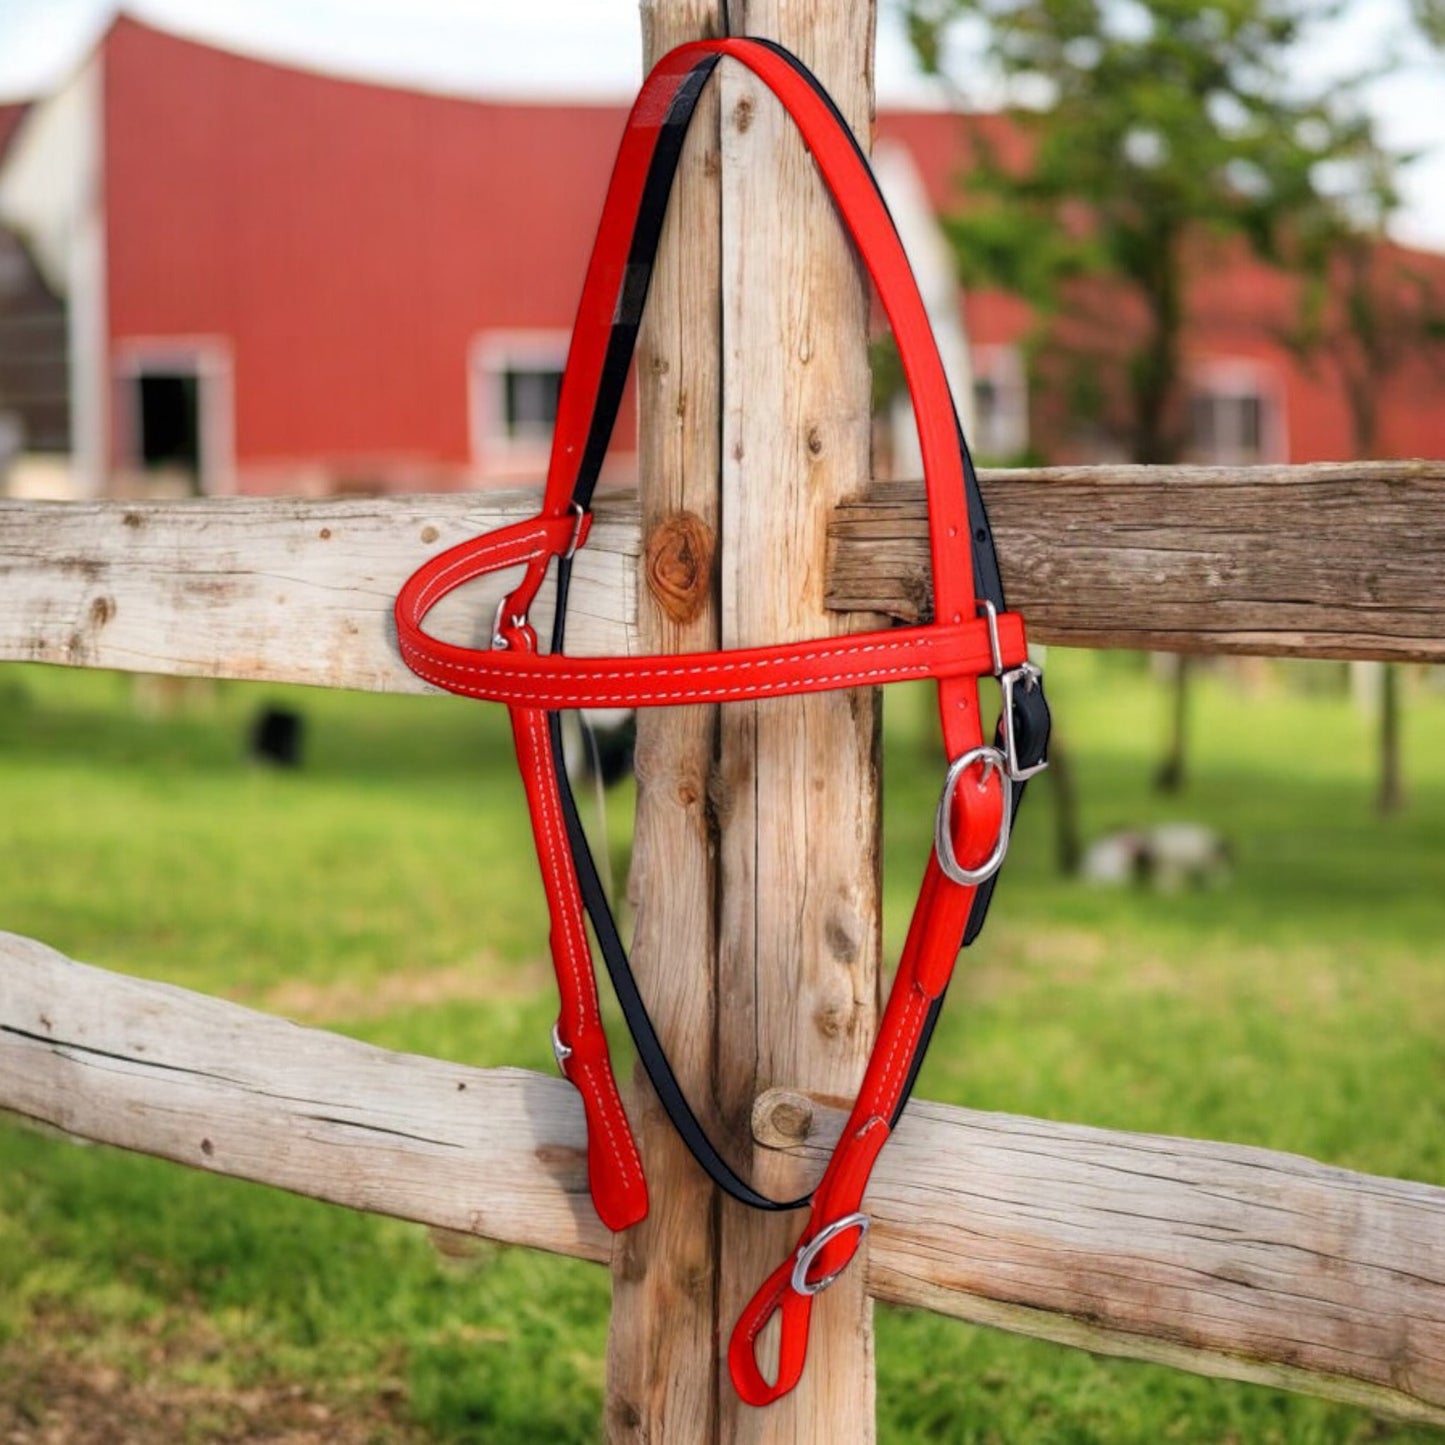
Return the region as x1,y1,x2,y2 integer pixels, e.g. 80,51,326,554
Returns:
0,0,1441,249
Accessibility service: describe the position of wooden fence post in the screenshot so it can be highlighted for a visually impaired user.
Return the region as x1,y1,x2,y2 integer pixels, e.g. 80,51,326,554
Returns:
607,1,727,1439
608,2,882,1440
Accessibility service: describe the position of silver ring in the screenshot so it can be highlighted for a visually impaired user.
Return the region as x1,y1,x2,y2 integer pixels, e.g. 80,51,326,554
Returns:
934,746,1012,886
791,1213,870,1297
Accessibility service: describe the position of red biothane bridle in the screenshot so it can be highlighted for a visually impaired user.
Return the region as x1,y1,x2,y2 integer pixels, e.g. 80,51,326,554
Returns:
395,37,1050,1409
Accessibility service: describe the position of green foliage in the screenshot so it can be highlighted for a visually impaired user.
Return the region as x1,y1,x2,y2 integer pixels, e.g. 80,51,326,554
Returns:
2,660,1444,1439
904,0,1398,462
1281,128,1445,455
1413,0,1445,44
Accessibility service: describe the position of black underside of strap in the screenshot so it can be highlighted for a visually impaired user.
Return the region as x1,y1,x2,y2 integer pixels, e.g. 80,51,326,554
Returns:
548,700,809,1212
564,57,720,518
544,42,1048,1204
547,52,807,1213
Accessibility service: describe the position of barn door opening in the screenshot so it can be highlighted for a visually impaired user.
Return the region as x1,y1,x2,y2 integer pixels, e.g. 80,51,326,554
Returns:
114,341,233,496
137,370,201,482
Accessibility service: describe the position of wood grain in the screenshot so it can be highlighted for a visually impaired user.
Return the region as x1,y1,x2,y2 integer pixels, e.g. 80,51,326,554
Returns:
716,7,881,1439
6,936,1441,1426
828,461,1445,661
607,3,727,1440
0,931,610,1265
5,461,1443,695
0,490,636,689
762,1088,1445,1428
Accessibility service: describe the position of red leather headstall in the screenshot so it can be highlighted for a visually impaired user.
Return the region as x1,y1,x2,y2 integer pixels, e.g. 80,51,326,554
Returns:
395,36,1049,1408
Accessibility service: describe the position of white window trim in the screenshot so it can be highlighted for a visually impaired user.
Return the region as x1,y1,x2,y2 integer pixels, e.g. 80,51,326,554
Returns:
468,330,571,472
1187,357,1288,466
969,343,1029,459
112,335,235,495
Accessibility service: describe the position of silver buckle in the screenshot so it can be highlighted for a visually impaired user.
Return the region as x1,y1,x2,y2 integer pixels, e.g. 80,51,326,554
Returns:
977,600,1047,784
491,596,527,650
551,1023,573,1073
999,662,1048,782
493,505,585,650
791,1213,870,1297
934,746,1011,886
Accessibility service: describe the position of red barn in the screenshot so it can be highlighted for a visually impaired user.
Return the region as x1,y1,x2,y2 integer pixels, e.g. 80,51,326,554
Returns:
0,14,1440,499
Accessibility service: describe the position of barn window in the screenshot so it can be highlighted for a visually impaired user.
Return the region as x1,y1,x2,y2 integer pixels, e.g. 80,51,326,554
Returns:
113,340,234,496
969,345,1029,460
501,364,564,442
137,371,201,472
468,331,571,478
1187,361,1285,465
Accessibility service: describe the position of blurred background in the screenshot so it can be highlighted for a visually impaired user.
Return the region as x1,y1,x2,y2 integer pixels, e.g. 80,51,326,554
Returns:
0,2,1442,1442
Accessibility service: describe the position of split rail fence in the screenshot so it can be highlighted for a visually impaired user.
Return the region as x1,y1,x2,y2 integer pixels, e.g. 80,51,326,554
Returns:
1,459,1443,1439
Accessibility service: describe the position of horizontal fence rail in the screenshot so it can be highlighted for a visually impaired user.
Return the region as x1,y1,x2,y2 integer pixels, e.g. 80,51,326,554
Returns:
3,465,1442,1427
3,932,1442,1426
830,461,1445,662
3,461,1443,690
0,491,637,690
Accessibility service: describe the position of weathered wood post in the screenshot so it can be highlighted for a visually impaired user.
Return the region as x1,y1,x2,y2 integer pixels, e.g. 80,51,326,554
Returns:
608,1,882,1439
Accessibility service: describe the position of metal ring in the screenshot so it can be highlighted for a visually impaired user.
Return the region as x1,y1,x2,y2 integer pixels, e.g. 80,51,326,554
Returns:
934,746,1012,886
791,1213,871,1297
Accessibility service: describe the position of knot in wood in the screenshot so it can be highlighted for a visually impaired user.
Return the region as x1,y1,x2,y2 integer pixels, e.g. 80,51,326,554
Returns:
644,510,714,626
752,1088,816,1150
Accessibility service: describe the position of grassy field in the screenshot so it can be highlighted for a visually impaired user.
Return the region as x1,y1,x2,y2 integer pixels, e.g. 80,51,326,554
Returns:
1,652,1442,1443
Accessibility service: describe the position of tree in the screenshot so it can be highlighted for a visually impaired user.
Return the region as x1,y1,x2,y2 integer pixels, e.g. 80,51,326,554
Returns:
904,0,1406,794
1412,0,1445,44
1287,127,1445,815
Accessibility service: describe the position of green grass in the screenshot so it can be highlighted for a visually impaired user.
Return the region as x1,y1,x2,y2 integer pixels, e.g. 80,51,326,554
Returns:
1,656,1442,1442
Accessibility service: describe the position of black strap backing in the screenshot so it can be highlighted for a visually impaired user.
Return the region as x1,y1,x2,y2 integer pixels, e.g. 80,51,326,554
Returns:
543,42,1048,1207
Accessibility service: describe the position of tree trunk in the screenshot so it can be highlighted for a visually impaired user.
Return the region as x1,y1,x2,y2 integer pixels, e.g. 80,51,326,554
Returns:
1378,662,1404,816
1132,226,1194,796
1154,652,1191,794
1046,731,1083,874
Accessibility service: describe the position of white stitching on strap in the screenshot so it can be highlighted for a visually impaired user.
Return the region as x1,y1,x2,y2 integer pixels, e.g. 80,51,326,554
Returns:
522,709,638,1190
401,648,954,706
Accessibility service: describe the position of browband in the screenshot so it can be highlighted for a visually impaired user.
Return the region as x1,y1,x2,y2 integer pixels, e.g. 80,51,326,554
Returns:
395,36,1050,1409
